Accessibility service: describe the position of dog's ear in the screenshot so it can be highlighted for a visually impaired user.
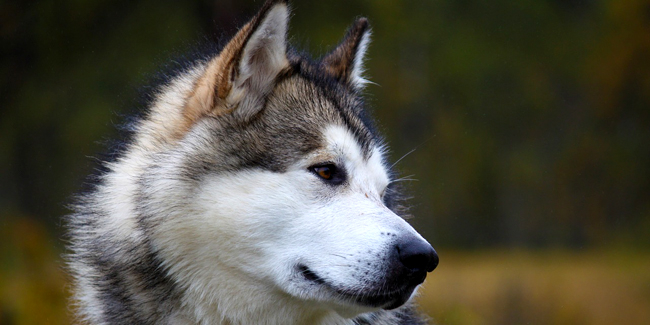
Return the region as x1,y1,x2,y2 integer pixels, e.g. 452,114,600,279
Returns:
186,0,290,123
322,18,371,90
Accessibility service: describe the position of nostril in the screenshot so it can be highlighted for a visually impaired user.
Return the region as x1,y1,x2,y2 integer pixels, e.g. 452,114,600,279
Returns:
396,237,438,273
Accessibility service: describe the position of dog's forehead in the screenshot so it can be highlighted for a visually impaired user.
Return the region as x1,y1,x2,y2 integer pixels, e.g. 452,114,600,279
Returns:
321,124,374,164
272,73,374,147
267,70,390,185
322,124,389,186
212,69,380,173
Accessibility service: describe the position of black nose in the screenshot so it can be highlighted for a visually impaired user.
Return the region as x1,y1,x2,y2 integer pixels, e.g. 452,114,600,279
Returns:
396,237,438,273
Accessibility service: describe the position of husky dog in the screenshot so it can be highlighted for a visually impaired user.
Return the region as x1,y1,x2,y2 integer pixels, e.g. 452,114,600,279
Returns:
67,0,438,324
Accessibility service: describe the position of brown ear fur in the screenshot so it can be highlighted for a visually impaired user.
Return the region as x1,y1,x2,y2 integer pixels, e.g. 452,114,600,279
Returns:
184,0,289,129
322,18,371,87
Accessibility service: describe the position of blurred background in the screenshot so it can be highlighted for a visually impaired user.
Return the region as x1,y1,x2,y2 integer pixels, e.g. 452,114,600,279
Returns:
1,0,649,324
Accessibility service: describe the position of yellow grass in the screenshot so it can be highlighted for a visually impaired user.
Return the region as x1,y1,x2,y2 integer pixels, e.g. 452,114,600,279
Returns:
418,249,650,325
0,218,71,325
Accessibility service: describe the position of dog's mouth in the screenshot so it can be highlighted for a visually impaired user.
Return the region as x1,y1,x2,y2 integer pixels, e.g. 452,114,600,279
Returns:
296,264,423,310
298,264,327,284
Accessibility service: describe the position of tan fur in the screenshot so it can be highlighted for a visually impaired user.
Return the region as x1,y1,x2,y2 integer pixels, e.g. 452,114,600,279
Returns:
184,1,289,134
184,23,253,126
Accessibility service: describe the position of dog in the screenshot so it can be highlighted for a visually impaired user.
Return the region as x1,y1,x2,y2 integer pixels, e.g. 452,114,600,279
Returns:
67,0,438,324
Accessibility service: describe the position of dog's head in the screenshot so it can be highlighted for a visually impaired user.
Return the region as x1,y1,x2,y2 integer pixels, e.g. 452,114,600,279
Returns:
141,0,437,319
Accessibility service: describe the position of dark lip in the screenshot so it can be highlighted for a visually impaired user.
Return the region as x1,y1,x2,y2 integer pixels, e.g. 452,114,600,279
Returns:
296,264,424,309
297,264,327,285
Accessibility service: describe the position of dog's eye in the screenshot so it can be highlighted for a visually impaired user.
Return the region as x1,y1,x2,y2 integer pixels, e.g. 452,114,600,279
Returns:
309,164,345,185
314,166,333,180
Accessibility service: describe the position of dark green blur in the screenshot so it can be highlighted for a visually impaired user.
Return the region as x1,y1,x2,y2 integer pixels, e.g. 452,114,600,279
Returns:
1,0,649,322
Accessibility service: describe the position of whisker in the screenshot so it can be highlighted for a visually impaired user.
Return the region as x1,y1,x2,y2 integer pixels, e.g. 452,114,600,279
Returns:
389,133,439,169
391,178,418,183
390,148,417,169
389,175,418,185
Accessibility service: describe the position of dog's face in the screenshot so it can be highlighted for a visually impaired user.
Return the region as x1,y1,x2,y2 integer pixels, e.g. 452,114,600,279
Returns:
142,0,437,319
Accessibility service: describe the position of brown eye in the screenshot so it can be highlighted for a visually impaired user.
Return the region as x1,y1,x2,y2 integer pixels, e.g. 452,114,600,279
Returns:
309,163,345,185
314,166,332,180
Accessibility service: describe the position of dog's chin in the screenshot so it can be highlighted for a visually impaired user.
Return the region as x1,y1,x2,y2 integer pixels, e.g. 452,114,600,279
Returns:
358,288,416,310
296,264,423,311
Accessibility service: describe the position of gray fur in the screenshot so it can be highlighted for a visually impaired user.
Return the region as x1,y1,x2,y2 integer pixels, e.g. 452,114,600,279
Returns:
66,1,434,324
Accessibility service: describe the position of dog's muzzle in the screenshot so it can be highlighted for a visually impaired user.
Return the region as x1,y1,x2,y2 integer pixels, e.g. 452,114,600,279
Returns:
298,234,438,310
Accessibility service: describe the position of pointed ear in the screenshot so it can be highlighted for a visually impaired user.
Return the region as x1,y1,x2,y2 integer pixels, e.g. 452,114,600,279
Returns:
186,0,290,123
322,18,371,90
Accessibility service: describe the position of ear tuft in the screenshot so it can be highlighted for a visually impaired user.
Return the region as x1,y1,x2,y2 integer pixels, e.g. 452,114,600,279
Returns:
322,18,372,90
185,0,290,125
228,2,290,111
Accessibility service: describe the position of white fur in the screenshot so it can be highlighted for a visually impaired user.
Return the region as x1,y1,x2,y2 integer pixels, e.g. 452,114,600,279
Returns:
69,64,210,324
350,30,372,88
139,124,426,324
70,4,432,323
